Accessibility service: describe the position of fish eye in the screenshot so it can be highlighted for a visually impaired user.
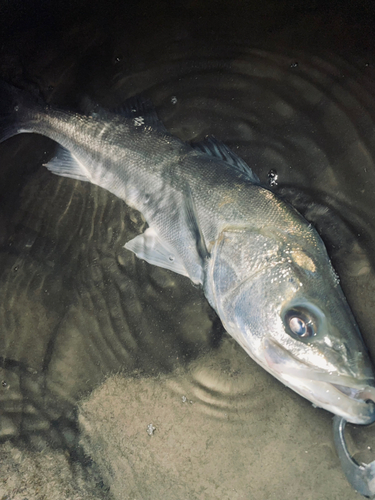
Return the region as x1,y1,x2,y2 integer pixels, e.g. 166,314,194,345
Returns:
284,308,316,339
288,316,313,338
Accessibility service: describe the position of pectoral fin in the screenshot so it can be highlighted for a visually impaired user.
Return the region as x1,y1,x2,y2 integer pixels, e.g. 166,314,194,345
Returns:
124,227,189,277
183,185,209,262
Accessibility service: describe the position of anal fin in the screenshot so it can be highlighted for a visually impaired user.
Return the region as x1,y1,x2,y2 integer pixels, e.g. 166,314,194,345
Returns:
44,146,92,182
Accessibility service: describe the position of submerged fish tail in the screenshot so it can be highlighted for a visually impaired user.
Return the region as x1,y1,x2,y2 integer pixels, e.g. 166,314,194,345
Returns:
0,81,40,143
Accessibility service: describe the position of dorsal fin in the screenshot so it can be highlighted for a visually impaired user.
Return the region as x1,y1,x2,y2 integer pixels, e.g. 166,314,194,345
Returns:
80,96,109,120
111,95,169,133
81,95,169,133
192,136,260,184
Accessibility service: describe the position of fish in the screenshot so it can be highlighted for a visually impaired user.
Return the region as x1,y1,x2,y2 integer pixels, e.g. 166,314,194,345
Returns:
1,80,375,424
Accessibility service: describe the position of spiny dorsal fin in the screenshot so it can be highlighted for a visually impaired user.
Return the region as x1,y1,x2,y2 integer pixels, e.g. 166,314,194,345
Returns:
192,136,260,184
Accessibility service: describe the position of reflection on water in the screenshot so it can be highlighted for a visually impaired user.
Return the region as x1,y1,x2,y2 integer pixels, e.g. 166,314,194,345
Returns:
1,1,375,498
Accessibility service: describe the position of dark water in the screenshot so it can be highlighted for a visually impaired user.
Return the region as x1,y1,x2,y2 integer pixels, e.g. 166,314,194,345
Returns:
1,1,375,498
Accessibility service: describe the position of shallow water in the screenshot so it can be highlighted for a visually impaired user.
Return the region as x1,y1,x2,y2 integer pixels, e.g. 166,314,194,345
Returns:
1,1,375,498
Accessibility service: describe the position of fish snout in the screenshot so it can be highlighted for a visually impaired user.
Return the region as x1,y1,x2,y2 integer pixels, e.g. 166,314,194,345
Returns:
262,338,375,423
332,384,375,425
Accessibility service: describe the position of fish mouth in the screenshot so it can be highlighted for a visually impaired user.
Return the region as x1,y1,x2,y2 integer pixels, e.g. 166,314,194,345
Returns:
331,383,375,403
263,339,375,425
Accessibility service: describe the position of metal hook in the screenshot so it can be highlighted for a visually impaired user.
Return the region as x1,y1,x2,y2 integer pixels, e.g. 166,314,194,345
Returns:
333,416,375,498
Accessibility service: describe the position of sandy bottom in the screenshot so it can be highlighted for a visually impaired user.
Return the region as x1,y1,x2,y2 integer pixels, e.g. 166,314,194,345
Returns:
0,441,109,500
0,337,369,500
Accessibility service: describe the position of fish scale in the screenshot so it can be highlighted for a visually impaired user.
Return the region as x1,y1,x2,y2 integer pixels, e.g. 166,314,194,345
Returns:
1,80,375,425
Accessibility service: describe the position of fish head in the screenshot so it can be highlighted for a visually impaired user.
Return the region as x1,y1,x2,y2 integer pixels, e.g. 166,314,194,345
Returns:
209,226,375,424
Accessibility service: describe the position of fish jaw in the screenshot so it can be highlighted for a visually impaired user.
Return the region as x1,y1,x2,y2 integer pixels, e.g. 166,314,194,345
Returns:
263,338,375,424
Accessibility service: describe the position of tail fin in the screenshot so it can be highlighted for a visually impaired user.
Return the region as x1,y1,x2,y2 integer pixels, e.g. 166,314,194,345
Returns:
0,80,38,143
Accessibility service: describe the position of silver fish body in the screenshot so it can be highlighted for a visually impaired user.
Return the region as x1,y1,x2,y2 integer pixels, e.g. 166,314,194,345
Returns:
1,81,375,424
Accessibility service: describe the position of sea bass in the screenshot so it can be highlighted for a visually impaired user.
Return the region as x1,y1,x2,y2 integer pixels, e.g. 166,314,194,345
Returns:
1,81,375,424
